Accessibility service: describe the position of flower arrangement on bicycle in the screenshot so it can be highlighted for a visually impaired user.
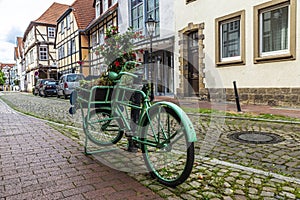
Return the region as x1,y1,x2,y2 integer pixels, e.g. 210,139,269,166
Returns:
82,25,144,86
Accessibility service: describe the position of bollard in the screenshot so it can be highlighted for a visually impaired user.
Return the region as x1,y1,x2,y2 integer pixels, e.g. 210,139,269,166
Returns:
233,81,242,112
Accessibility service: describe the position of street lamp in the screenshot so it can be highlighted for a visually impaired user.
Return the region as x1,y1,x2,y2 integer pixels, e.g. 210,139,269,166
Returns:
145,15,157,96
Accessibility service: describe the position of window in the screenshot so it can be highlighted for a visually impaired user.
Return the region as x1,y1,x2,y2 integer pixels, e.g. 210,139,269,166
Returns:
130,0,160,35
131,0,143,32
48,27,55,38
71,39,76,54
99,28,104,44
67,41,72,55
66,15,71,29
92,32,98,48
30,50,34,63
61,21,65,34
215,10,245,66
103,0,108,12
254,0,296,62
146,0,159,35
39,46,48,60
59,45,65,59
220,18,240,61
96,1,100,17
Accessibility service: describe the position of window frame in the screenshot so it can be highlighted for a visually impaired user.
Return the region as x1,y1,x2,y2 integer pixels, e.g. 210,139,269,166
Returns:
215,10,245,66
92,32,98,49
71,38,76,54
131,0,144,32
48,27,55,38
99,28,104,45
30,49,34,64
253,0,296,63
61,21,65,34
67,41,72,56
96,1,100,18
66,15,71,30
39,46,48,61
146,0,159,36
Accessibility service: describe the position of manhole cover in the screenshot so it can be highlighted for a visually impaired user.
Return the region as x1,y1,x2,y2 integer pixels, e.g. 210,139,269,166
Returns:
228,131,284,144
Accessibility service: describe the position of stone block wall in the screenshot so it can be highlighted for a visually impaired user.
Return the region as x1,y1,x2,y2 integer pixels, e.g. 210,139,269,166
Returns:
221,88,300,107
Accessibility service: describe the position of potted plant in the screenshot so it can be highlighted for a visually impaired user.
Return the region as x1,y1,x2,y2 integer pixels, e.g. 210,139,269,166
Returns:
77,25,144,103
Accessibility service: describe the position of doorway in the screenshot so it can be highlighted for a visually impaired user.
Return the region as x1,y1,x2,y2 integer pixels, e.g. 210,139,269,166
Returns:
187,31,199,96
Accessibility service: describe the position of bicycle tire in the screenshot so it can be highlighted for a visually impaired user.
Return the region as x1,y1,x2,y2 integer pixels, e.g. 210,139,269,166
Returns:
84,109,124,146
141,105,194,187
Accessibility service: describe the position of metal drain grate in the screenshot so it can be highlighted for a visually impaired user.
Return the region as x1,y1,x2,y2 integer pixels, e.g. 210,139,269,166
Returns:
228,131,284,144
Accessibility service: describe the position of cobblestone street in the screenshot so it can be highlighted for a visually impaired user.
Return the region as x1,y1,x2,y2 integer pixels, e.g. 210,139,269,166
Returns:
0,92,300,199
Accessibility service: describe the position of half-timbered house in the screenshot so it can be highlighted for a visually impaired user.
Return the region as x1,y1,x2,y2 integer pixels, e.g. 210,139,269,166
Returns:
14,37,25,91
55,0,95,77
85,0,118,76
23,2,69,92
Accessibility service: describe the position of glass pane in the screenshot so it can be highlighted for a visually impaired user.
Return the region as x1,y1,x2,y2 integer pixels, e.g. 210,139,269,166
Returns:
148,0,154,11
221,19,240,58
138,17,143,29
261,6,289,53
155,10,159,20
138,5,143,16
132,8,137,19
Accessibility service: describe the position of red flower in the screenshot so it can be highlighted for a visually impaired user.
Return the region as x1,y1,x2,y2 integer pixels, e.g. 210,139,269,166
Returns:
114,61,120,67
139,49,144,54
77,60,84,65
95,50,100,55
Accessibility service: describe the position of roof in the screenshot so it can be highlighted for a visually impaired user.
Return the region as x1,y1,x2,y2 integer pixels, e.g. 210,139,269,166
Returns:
0,63,15,70
71,0,95,30
15,37,24,59
14,47,19,60
23,2,70,41
35,2,70,24
85,2,117,31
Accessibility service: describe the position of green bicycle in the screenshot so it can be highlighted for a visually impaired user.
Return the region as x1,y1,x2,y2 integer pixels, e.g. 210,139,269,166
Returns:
72,61,197,187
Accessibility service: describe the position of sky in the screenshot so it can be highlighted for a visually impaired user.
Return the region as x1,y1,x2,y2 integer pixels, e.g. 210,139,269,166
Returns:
0,0,75,63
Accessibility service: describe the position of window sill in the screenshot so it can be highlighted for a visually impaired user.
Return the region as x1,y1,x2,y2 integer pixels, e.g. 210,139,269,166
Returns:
216,60,245,67
254,53,295,63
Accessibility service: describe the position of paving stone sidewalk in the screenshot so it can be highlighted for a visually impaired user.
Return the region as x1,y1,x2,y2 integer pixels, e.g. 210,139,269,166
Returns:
1,92,300,199
0,98,162,200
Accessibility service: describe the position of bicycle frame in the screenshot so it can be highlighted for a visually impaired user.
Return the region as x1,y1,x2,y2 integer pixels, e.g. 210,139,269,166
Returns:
110,80,197,148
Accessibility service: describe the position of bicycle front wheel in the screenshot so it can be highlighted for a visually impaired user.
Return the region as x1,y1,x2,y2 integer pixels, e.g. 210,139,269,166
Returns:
141,105,194,187
84,109,124,146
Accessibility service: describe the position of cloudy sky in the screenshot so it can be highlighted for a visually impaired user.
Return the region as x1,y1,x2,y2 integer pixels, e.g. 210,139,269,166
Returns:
0,0,75,63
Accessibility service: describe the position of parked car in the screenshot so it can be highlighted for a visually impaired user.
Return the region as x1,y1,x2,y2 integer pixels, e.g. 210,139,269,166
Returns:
40,80,58,97
33,78,55,96
57,73,84,99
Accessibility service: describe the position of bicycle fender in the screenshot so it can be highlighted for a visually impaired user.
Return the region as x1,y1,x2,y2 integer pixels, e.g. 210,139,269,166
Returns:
146,101,197,143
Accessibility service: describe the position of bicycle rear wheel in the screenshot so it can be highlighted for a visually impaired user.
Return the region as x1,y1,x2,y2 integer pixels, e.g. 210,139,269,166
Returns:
141,105,194,187
84,109,124,146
